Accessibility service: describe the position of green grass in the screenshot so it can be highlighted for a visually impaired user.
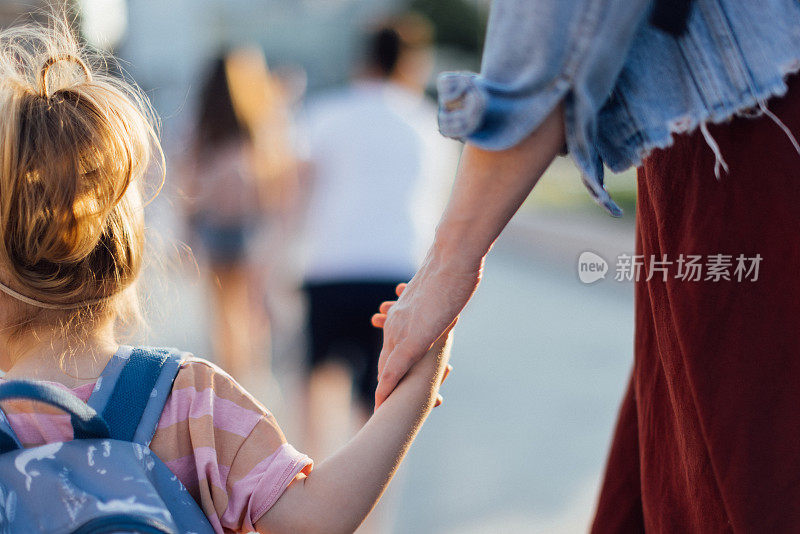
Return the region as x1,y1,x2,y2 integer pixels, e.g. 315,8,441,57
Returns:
523,157,638,218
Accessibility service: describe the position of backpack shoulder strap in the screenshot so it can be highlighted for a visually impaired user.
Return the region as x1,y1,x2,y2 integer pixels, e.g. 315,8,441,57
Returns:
86,345,133,414
131,348,184,446
91,347,183,445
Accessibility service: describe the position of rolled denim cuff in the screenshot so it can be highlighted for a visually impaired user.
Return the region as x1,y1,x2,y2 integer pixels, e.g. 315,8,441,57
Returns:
437,72,486,141
436,71,622,217
437,71,567,151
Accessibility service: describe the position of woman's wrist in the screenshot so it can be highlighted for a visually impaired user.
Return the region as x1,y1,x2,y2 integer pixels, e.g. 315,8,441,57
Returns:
431,218,489,275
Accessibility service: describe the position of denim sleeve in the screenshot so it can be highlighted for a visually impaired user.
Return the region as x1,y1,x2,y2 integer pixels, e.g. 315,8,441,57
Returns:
437,0,650,216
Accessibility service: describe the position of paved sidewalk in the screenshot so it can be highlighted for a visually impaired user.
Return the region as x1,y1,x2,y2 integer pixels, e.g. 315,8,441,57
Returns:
391,227,635,533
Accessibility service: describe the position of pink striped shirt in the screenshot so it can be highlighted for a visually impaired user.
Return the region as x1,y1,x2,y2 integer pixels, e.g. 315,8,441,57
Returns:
0,357,312,533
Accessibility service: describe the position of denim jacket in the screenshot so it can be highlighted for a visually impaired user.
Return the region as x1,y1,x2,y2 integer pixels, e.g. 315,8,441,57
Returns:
437,0,800,216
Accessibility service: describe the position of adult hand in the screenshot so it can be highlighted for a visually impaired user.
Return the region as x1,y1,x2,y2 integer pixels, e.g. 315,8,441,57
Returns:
373,243,483,408
373,103,565,409
372,282,458,408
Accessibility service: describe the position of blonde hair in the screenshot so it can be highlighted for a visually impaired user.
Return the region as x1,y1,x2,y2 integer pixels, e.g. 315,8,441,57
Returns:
0,18,162,336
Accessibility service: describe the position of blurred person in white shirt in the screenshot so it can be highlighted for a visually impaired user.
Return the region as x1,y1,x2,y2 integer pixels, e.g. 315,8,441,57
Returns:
298,14,458,466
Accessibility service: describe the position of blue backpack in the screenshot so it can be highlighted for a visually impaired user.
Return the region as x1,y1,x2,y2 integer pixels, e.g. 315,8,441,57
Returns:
0,346,215,533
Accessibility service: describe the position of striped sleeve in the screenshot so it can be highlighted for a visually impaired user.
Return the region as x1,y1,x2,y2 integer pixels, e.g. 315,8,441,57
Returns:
149,358,312,533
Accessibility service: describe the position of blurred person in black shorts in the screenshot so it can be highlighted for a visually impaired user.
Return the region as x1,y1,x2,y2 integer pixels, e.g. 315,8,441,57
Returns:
305,281,400,411
298,14,458,470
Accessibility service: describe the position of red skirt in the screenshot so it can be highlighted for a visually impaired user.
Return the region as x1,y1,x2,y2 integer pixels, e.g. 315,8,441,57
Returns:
592,75,800,533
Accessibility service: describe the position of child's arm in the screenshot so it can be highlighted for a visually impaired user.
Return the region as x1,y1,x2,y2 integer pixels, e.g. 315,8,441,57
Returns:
255,329,452,534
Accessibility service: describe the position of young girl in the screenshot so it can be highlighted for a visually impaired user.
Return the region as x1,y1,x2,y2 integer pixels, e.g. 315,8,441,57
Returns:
0,20,451,534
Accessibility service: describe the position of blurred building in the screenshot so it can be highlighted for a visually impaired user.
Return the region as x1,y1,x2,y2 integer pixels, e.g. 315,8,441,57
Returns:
120,0,402,135
0,0,486,148
118,0,486,139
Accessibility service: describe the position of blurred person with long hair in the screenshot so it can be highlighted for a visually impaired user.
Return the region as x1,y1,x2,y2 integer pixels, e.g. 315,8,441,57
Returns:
186,49,297,384
299,14,458,466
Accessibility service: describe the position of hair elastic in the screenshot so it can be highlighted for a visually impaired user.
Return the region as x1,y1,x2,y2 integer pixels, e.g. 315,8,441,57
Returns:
0,280,109,310
38,54,92,97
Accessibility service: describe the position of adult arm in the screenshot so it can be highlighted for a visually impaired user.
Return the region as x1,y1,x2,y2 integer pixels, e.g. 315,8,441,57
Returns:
375,105,565,406
375,0,650,406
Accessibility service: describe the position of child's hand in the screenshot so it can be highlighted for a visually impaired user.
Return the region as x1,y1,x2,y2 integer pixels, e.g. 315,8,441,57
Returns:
372,283,454,408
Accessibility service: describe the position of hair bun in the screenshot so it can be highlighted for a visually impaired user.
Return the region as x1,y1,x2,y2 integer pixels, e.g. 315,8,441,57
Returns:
38,54,92,98
0,18,162,309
